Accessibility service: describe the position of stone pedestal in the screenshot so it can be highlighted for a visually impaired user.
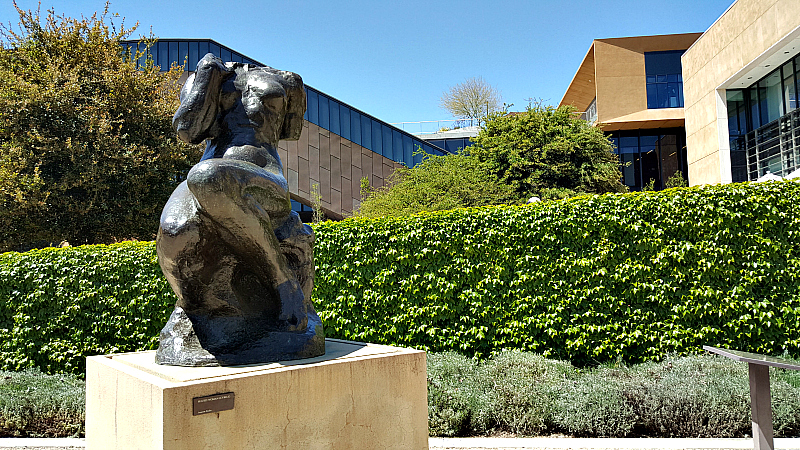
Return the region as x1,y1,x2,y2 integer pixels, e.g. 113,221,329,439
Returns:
86,339,428,450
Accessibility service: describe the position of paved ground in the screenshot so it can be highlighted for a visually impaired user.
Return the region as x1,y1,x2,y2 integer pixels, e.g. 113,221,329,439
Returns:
2,437,800,449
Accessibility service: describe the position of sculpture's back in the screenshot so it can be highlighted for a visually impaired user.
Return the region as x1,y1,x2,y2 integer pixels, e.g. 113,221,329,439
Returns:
155,54,324,366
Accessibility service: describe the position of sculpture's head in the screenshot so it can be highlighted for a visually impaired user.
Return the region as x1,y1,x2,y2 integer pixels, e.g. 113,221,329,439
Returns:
236,66,307,144
173,54,307,146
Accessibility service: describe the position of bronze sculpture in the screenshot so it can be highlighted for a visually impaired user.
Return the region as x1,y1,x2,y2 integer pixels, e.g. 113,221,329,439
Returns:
155,54,324,366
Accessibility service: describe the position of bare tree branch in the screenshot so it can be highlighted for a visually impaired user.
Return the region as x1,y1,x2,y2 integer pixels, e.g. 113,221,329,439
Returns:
439,77,501,123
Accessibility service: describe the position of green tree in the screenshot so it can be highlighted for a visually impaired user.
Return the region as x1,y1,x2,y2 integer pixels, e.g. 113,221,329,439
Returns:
469,104,626,201
355,152,513,218
0,4,201,251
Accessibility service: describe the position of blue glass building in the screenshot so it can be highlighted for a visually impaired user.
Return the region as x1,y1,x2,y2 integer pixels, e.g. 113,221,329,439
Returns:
121,38,449,220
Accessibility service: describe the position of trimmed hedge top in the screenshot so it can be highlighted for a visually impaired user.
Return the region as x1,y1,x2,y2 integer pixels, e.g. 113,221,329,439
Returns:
1,181,799,375
313,181,800,364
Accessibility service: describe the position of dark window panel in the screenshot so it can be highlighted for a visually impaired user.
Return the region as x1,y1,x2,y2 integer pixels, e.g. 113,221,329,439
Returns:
445,139,463,153
319,94,330,129
158,41,169,71
198,41,209,58
403,134,413,167
382,124,393,159
351,110,362,146
646,85,658,109
188,42,199,69
361,115,371,149
307,89,319,125
169,41,179,69
231,52,243,63
209,43,220,58
622,153,637,188
339,104,350,140
645,50,683,75
221,48,232,62
330,99,340,135
179,41,189,69
371,120,382,155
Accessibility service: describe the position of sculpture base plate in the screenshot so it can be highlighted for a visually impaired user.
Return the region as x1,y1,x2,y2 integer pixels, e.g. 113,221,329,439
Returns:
86,339,428,450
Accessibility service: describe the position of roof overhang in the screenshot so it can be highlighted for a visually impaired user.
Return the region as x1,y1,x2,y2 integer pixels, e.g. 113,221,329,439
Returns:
718,24,800,90
559,43,596,112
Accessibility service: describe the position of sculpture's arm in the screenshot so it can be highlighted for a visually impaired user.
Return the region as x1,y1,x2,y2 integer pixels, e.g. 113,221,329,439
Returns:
173,54,232,144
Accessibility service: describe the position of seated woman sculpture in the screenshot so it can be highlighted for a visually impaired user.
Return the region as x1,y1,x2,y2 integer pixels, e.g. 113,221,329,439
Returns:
155,54,324,366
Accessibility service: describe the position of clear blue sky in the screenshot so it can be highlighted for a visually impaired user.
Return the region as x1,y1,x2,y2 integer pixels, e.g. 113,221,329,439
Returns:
1,0,734,125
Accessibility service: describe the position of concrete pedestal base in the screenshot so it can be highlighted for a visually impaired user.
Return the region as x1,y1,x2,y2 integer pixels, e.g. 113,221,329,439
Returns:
86,339,428,450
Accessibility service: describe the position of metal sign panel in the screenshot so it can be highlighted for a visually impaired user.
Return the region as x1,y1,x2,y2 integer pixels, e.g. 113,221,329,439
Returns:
192,392,235,415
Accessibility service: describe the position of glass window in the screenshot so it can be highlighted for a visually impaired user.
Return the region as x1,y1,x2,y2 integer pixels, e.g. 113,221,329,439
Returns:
761,72,783,123
642,150,660,189
659,134,680,182
371,120,382,155
209,43,220,58
179,41,188,69
640,135,658,155
445,139,464,153
620,135,638,153
608,136,619,154
622,153,638,188
656,84,668,108
307,89,319,125
727,89,746,137
645,51,683,76
351,110,361,146
361,115,371,149
403,134,413,166
319,94,329,129
749,88,761,130
339,105,350,140
157,41,169,71
646,86,658,110
329,100,340,135
198,41,209,58
231,52,242,63
168,41,178,68
784,63,797,113
392,130,403,162
645,50,685,109
382,125,392,159
220,48,231,62
188,42,199,69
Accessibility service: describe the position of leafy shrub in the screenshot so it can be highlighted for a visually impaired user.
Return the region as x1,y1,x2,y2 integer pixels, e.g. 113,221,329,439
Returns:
0,5,201,251
551,367,637,437
0,368,84,437
429,352,800,438
426,352,480,436
355,152,514,218
0,242,173,376
618,356,751,437
472,351,574,435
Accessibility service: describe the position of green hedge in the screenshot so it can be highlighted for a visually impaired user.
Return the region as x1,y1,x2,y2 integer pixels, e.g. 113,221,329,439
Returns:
313,181,800,363
0,242,173,375
1,182,800,376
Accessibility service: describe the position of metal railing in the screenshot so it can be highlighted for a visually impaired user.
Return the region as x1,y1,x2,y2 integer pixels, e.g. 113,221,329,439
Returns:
390,119,479,135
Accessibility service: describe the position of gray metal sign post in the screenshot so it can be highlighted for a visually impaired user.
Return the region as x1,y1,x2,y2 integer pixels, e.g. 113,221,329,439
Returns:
703,346,800,450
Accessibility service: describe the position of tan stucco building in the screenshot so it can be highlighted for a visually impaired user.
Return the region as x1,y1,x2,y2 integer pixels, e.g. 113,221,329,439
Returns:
560,33,702,190
563,0,800,188
683,0,800,184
